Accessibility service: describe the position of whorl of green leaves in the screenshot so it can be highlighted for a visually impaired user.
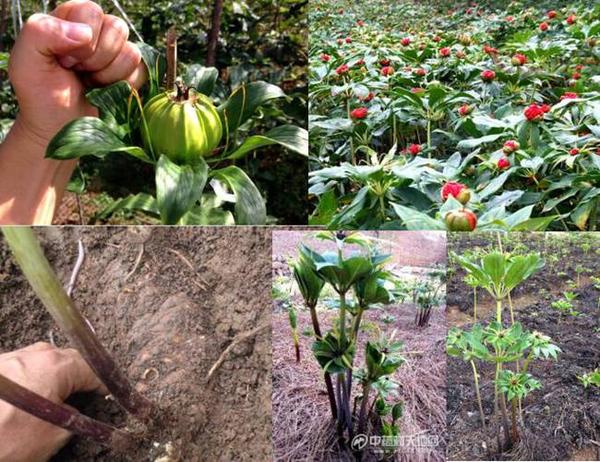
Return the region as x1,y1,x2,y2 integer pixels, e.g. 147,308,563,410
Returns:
497,370,541,401
365,340,405,382
312,331,355,374
454,251,545,300
291,249,325,307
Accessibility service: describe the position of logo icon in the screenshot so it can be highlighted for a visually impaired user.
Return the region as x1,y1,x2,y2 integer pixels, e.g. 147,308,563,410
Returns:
351,434,368,451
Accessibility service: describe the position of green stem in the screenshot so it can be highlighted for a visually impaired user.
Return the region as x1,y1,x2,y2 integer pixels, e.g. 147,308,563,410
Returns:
470,360,486,429
427,118,432,158
507,292,515,325
496,298,503,324
473,286,478,321
1,227,154,421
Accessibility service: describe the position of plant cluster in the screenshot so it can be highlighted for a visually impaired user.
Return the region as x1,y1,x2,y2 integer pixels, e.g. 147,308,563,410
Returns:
448,237,560,454
289,231,406,455
308,0,599,231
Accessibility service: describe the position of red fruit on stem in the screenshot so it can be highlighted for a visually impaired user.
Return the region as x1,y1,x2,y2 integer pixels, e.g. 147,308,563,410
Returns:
445,209,478,231
441,182,471,205
350,107,368,119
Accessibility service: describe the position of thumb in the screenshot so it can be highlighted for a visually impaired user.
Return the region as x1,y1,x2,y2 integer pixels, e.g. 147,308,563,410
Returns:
16,13,93,59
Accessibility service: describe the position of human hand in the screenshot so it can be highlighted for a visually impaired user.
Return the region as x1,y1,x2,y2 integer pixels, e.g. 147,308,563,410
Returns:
0,342,106,462
9,0,147,144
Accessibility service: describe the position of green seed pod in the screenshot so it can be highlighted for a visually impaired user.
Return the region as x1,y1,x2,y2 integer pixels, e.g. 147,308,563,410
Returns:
142,86,223,164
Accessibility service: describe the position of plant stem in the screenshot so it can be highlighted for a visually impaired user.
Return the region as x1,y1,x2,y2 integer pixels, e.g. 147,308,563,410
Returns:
339,291,347,339
470,360,486,429
507,292,515,325
473,286,478,321
1,227,154,421
511,398,519,442
427,118,432,158
0,373,131,446
356,381,372,436
308,302,337,419
496,298,503,324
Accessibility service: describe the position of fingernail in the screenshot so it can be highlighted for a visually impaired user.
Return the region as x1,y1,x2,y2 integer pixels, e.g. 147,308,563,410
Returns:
59,55,79,69
65,23,93,43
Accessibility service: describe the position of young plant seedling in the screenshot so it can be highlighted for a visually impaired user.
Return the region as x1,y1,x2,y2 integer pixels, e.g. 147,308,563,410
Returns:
577,368,600,389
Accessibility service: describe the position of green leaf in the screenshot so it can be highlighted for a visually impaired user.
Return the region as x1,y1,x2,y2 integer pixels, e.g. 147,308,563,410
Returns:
457,133,504,150
137,42,165,99
482,252,506,291
512,215,559,231
94,193,159,221
46,117,152,163
155,155,208,225
86,81,133,129
219,81,285,134
390,203,445,230
184,64,219,96
224,125,308,160
0,52,9,71
570,200,596,230
211,166,266,225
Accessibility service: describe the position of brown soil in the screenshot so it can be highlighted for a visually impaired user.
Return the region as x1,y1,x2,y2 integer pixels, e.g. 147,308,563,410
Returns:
271,231,447,462
0,227,272,461
446,232,600,461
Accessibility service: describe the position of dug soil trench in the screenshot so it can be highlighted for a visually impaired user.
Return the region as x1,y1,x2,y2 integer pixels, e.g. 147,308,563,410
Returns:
0,227,272,461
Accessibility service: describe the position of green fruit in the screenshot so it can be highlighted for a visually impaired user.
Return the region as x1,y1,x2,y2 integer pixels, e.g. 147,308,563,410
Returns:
445,209,477,231
142,86,223,164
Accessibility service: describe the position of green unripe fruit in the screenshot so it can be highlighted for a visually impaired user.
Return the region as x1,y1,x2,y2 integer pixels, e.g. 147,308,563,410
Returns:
142,86,223,164
445,209,477,231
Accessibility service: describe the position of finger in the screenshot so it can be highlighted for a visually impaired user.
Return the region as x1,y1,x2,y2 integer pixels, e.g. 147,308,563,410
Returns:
75,14,128,72
13,13,93,61
54,348,108,400
52,0,104,68
88,41,142,86
0,341,54,361
126,61,148,90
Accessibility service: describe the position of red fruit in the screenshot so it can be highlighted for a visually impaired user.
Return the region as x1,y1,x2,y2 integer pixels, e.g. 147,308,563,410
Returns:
540,22,549,31
512,54,527,66
503,140,520,154
497,157,511,170
350,107,368,119
524,103,546,121
569,148,580,156
455,50,466,59
572,72,581,80
566,15,576,25
433,35,442,42
381,66,394,76
414,68,427,76
445,209,478,231
337,38,344,45
481,70,496,82
401,37,411,46
345,37,352,44
547,10,557,19
408,144,422,155
320,54,331,62
441,182,471,204
379,58,391,66
440,47,451,57
357,20,365,26
356,59,365,66
458,104,473,117
336,64,349,75
560,92,578,101
411,87,426,94
506,16,514,22
358,92,374,102
483,45,498,55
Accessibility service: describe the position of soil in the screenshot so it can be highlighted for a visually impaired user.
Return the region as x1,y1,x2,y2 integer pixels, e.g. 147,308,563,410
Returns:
446,232,600,461
271,231,447,462
0,227,272,461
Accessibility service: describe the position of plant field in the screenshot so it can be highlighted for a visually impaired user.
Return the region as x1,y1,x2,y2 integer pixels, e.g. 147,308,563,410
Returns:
446,232,600,461
309,0,600,231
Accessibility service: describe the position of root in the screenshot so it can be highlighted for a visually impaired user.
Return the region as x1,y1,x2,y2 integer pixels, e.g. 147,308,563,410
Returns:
206,322,269,381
